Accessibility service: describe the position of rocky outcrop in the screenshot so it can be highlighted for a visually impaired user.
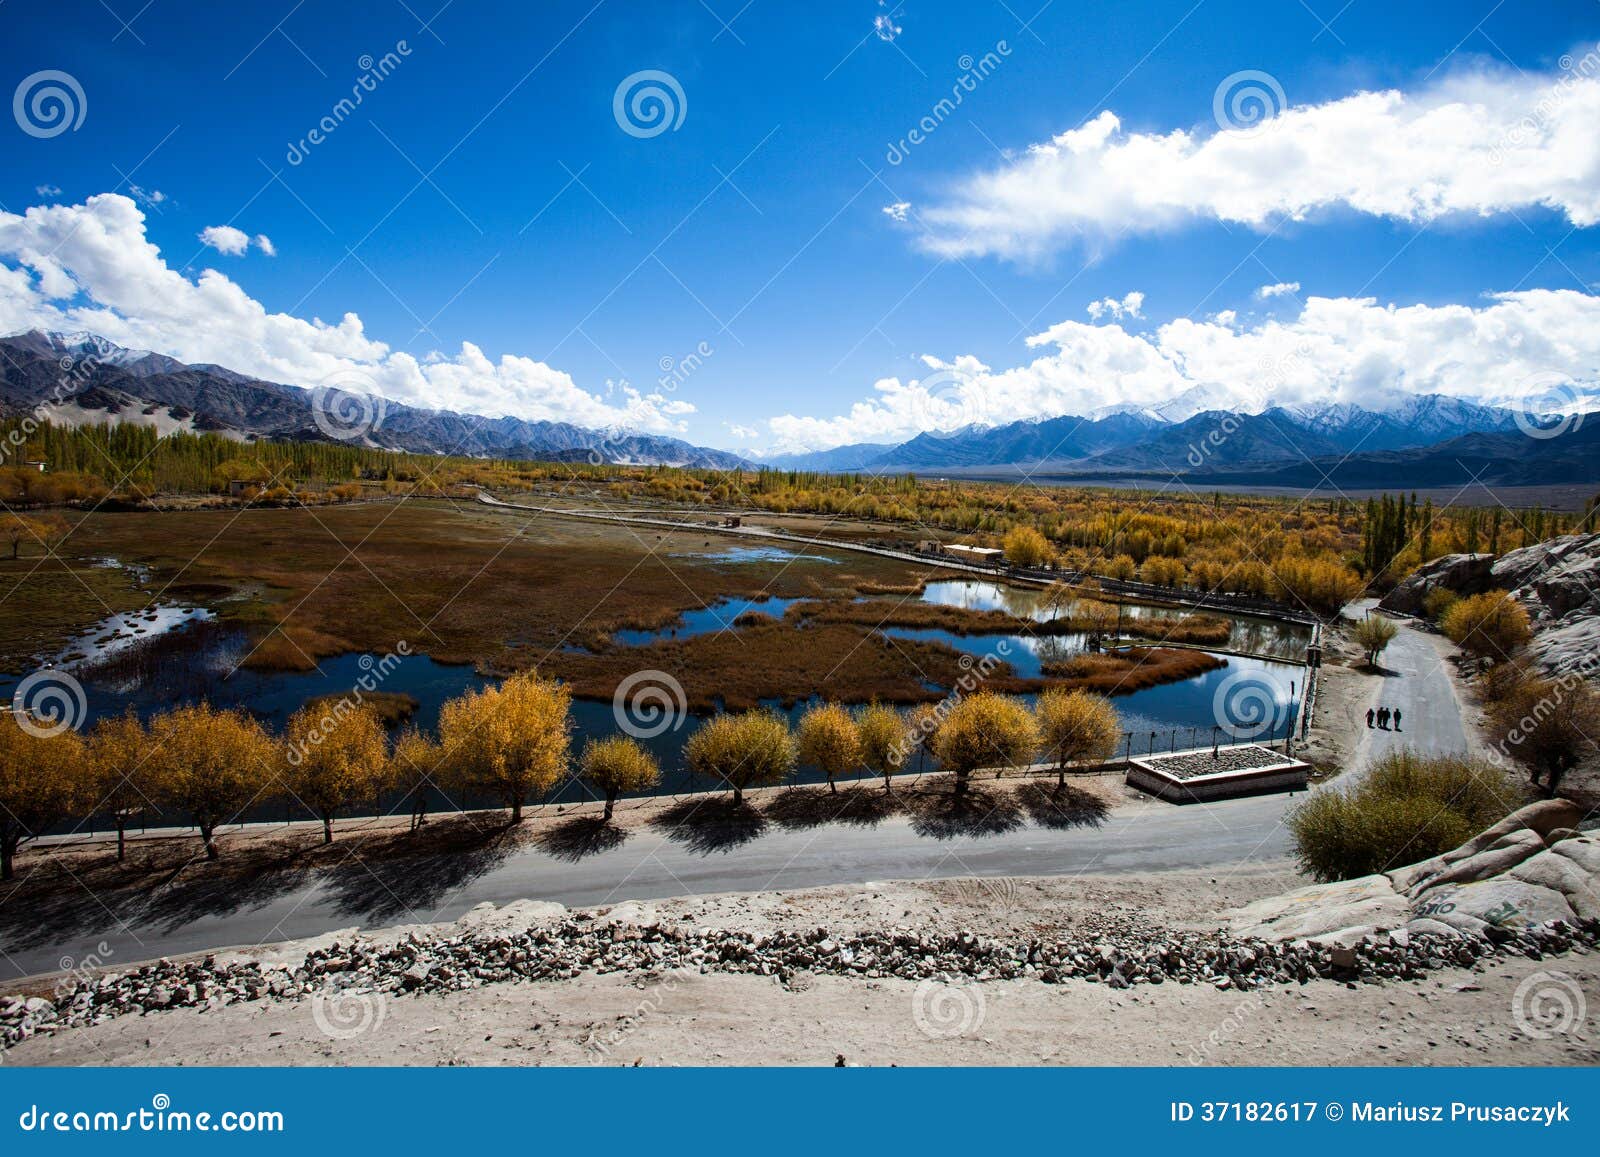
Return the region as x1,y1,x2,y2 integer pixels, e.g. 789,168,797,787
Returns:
1228,800,1596,944
1489,533,1600,678
1377,552,1493,615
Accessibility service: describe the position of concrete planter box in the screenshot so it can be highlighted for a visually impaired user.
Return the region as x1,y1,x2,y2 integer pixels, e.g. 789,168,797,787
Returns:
1126,745,1310,804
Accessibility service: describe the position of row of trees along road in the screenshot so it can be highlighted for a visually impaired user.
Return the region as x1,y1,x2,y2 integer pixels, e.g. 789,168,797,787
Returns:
0,674,1123,877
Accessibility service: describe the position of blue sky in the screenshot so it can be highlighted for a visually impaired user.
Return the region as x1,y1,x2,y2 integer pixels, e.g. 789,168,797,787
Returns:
4,0,1600,452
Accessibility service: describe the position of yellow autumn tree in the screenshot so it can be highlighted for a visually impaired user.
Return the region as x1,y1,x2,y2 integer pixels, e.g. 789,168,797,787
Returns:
1003,525,1052,568
438,671,571,822
88,709,153,861
684,709,796,804
0,715,88,880
579,735,661,821
150,703,279,861
1034,688,1121,786
283,702,389,844
796,701,861,793
1442,592,1533,662
855,702,910,793
389,727,442,831
927,691,1040,795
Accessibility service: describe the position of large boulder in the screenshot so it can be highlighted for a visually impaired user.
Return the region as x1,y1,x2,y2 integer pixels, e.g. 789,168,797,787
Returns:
1227,874,1410,943
1378,552,1494,615
1526,615,1600,680
1225,800,1597,944
1387,799,1583,894
1489,532,1600,597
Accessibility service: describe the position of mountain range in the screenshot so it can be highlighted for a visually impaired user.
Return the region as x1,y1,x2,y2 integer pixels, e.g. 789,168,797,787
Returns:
2,329,1592,487
764,395,1599,487
0,330,752,470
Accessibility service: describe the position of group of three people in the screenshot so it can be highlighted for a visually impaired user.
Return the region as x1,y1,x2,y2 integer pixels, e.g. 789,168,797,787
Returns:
1366,705,1402,730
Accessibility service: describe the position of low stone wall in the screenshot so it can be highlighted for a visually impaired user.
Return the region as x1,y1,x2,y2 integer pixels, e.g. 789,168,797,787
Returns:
1126,745,1310,803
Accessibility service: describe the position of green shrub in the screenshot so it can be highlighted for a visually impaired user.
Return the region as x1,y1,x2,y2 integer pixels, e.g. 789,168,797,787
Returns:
1288,750,1525,882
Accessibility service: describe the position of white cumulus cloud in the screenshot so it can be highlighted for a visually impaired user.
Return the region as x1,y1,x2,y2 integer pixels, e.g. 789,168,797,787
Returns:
911,62,1600,261
1087,291,1144,320
254,234,276,256
767,289,1600,450
1256,281,1300,299
0,194,694,433
198,224,250,256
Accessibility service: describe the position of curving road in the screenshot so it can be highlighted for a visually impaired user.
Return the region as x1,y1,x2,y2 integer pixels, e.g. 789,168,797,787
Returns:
1,611,1467,982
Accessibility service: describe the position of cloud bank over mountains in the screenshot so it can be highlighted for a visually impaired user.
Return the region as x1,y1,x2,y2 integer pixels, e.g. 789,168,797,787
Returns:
767,290,1600,451
0,194,694,435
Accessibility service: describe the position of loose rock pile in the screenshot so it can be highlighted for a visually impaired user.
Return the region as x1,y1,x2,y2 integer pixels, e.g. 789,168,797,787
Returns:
5,906,1597,1051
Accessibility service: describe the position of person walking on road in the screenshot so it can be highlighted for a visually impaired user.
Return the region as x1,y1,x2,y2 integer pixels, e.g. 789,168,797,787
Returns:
1392,707,1402,732
1366,707,1375,728
1378,707,1390,729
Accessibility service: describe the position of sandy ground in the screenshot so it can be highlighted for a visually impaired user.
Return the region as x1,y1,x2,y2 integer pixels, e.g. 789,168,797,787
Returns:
7,866,1597,1067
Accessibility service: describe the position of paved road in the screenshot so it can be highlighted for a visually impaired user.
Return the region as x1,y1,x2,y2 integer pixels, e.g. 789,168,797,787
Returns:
5,793,1297,980
0,612,1469,981
1344,600,1476,776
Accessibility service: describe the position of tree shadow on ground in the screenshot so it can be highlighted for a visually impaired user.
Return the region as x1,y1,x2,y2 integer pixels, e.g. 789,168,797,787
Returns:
319,814,521,923
650,795,767,854
1013,781,1110,831
535,815,630,862
762,786,900,830
903,784,1025,840
0,836,319,951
